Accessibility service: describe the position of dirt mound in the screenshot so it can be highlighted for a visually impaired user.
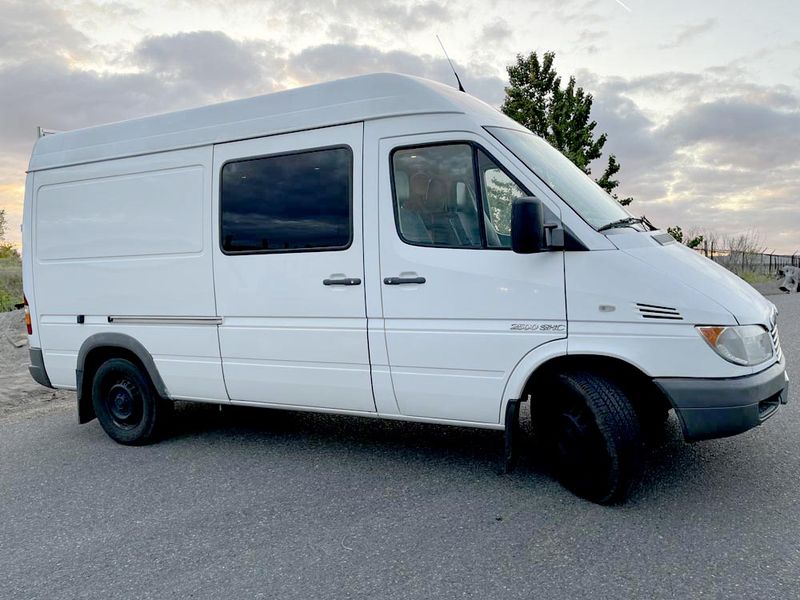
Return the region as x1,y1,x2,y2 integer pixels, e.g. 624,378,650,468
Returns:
0,310,71,419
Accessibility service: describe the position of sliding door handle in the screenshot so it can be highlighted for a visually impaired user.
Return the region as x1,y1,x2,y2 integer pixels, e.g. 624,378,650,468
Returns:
383,276,426,285
323,277,362,286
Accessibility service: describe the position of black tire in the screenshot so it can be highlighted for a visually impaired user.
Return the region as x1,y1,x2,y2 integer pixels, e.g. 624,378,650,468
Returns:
541,371,644,504
632,395,671,441
91,358,170,445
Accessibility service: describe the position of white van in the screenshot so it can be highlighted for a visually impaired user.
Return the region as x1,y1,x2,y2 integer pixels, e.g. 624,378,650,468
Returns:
23,73,789,503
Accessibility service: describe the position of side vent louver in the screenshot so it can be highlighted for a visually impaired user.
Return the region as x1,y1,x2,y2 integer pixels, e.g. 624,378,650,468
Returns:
636,303,683,320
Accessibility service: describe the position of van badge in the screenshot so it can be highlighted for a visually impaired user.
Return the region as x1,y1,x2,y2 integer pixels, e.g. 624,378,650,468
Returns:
510,323,566,332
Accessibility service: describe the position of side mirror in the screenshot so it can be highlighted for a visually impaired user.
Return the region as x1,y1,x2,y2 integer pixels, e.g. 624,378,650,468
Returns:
511,197,564,254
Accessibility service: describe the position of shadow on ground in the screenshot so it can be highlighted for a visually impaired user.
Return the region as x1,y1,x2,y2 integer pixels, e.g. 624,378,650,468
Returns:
160,400,733,507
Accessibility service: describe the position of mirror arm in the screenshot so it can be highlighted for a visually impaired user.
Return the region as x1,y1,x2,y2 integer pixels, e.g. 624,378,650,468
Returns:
544,222,565,249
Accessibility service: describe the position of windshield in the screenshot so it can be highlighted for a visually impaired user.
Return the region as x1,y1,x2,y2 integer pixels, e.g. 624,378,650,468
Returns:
486,126,633,230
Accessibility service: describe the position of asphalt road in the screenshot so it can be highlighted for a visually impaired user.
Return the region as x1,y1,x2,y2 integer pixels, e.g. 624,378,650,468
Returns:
2,295,798,600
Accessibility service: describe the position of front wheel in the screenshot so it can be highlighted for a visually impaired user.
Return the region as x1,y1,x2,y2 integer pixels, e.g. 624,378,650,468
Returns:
91,358,170,445
542,371,644,504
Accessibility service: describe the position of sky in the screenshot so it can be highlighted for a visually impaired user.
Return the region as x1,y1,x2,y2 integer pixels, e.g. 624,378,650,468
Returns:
1,0,799,253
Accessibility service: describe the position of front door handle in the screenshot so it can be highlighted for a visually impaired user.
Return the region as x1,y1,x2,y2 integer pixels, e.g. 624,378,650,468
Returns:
383,276,426,285
323,277,362,286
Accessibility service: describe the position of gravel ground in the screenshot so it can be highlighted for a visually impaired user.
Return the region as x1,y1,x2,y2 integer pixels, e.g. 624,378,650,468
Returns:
0,295,797,599
0,310,71,419
751,279,797,296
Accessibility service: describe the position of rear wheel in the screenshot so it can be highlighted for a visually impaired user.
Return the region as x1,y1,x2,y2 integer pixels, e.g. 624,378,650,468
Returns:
540,371,644,504
91,358,170,445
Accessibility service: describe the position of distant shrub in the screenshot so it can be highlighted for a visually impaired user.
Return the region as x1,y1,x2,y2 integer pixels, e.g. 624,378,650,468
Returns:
0,242,19,260
737,271,773,285
0,246,22,312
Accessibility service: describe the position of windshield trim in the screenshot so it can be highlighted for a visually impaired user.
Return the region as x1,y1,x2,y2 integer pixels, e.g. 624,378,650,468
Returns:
484,125,635,233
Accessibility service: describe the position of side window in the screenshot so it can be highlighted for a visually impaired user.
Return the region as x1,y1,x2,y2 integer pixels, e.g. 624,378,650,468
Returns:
221,147,352,253
391,143,528,249
392,144,482,248
478,150,526,248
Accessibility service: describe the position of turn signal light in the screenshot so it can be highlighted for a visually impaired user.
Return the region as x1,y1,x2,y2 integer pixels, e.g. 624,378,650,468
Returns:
697,326,725,347
23,294,32,335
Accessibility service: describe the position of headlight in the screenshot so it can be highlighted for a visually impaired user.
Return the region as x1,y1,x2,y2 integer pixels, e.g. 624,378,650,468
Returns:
697,325,773,366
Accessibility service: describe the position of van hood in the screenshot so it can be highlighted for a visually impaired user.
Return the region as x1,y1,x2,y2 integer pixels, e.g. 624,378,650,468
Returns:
620,238,775,327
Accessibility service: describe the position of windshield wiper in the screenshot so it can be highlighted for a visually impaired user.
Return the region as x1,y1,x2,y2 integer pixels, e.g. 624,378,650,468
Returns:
597,216,648,232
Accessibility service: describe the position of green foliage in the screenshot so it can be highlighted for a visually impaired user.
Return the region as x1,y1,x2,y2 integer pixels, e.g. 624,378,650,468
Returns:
666,225,684,243
667,226,704,248
0,242,20,259
502,51,633,206
0,256,22,312
0,233,22,311
685,234,704,249
0,208,6,240
737,271,774,285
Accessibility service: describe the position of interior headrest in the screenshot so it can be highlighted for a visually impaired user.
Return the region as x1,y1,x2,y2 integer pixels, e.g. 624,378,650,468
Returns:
426,178,448,211
409,172,430,198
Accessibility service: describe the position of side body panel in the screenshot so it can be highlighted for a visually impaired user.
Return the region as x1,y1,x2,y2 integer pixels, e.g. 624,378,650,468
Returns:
211,123,375,413
364,116,567,425
31,147,227,401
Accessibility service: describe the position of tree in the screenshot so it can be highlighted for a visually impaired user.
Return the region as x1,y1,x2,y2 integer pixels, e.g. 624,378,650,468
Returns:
0,208,5,240
502,51,633,206
667,225,704,249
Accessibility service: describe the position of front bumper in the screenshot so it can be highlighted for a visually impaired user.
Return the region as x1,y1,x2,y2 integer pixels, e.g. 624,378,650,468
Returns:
654,360,789,442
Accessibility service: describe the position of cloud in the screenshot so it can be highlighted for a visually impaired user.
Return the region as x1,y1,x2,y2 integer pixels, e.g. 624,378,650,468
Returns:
581,70,800,250
575,28,609,54
0,0,90,65
659,18,717,49
662,99,800,169
326,23,359,44
286,43,505,105
206,0,457,35
133,31,285,95
481,19,512,44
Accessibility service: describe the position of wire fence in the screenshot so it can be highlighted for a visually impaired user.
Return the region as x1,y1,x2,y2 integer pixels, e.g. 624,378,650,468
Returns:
695,244,800,276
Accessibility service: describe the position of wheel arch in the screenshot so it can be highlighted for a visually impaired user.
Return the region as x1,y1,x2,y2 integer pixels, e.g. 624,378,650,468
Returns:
500,348,671,425
76,333,170,424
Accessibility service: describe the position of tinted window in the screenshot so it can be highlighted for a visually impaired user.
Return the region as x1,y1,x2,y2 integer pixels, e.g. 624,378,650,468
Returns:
221,147,352,253
392,144,482,248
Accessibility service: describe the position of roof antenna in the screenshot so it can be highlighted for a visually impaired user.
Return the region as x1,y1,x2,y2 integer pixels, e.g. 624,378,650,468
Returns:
436,34,466,93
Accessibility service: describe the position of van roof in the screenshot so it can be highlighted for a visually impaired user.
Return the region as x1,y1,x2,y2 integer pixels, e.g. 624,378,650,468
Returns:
29,73,510,171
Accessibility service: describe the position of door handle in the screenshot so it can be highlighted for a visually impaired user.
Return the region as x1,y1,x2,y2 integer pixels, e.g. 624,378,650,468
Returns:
383,276,426,285
323,277,362,286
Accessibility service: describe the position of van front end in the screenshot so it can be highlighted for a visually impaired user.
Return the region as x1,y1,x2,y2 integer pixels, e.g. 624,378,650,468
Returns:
565,231,790,444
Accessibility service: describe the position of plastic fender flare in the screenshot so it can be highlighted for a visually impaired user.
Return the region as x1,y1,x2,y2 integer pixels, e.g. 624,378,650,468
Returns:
76,333,170,424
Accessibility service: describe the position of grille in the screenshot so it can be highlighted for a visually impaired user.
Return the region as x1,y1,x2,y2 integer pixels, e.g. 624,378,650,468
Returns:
770,323,783,363
636,303,683,320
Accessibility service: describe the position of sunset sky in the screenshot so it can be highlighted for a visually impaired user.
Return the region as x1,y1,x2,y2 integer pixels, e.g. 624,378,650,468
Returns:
1,0,799,253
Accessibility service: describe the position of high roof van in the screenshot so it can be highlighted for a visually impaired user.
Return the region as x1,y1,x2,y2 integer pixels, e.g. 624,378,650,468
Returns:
23,73,789,503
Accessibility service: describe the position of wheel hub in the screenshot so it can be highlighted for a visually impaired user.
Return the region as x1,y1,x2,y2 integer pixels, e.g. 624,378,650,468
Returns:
106,379,142,428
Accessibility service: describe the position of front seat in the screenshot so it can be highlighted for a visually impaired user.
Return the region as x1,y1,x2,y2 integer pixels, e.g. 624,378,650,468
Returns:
398,172,433,244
